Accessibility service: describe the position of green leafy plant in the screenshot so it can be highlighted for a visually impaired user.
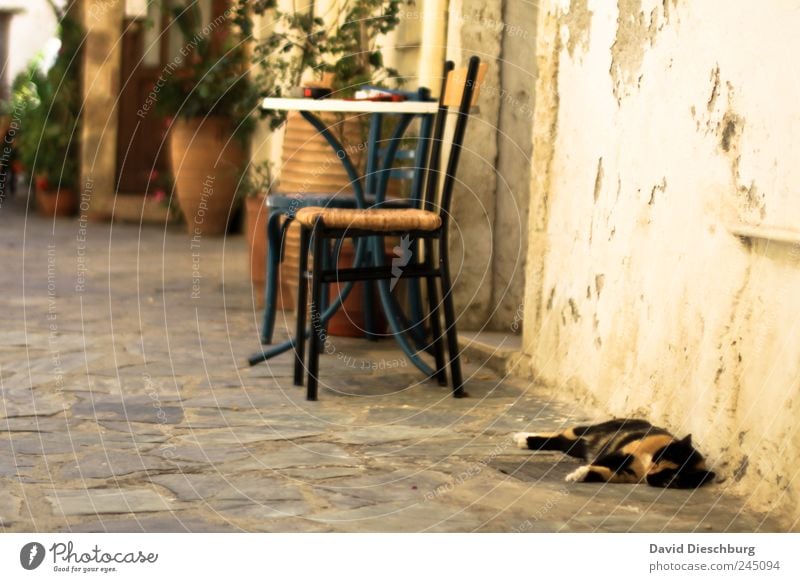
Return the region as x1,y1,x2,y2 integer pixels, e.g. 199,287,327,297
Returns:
238,159,273,198
15,9,82,191
156,1,258,137
250,0,402,128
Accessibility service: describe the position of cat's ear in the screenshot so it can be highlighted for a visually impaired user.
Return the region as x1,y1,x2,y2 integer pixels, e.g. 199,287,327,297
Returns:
680,434,693,446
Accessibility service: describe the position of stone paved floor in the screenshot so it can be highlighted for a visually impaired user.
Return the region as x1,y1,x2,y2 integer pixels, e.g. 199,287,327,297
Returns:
0,195,784,532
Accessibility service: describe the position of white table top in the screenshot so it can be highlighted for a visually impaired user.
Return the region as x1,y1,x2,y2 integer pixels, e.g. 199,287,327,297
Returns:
261,97,439,115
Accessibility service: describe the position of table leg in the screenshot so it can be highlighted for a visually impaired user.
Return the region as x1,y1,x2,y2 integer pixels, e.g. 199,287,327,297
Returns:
363,113,383,341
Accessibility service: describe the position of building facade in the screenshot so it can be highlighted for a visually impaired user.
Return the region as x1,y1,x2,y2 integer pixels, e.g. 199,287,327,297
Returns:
520,0,800,527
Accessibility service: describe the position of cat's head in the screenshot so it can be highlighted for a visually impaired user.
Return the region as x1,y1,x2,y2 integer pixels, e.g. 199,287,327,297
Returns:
646,434,716,489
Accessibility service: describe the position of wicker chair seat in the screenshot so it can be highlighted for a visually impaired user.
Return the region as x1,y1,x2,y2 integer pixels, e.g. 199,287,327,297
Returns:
266,192,414,210
294,207,442,232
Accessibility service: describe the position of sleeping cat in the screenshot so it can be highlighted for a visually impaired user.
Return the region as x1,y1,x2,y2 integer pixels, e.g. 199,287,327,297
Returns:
513,418,715,489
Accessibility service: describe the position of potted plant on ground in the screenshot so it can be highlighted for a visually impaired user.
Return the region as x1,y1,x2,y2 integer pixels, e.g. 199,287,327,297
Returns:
157,1,258,236
252,0,402,102
15,8,83,218
251,0,403,330
254,0,402,163
253,0,402,186
240,160,286,307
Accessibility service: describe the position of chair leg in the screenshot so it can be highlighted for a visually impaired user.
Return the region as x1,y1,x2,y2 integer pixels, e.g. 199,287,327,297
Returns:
425,241,447,386
307,222,327,401
294,226,311,387
426,277,448,386
363,279,378,340
439,238,465,397
407,237,427,345
321,238,333,312
261,210,284,344
362,241,378,341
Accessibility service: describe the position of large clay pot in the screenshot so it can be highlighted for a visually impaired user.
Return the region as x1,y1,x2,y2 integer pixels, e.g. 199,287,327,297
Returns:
275,112,406,332
169,117,245,236
277,111,367,194
0,115,10,140
278,111,367,307
325,240,388,338
35,182,77,217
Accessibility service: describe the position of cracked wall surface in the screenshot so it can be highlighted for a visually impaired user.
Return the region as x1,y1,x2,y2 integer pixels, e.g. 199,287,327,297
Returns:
521,0,800,527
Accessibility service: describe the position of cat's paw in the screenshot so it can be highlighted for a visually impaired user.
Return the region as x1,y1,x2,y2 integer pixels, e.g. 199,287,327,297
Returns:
565,465,591,483
513,432,533,449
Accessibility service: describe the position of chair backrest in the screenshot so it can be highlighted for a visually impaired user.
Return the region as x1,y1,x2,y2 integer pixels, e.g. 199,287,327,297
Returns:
421,57,487,227
368,86,434,203
443,61,488,107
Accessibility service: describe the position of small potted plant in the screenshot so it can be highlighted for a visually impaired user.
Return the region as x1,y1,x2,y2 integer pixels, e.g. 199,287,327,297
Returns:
15,9,82,217
253,0,402,182
158,1,258,236
252,0,402,103
144,168,179,221
239,160,284,306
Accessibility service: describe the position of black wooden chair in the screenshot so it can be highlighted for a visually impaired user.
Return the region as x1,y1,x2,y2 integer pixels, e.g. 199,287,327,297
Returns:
292,56,487,400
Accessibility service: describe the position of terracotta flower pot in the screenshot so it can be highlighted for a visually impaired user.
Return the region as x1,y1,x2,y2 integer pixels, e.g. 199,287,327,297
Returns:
35,182,77,217
278,111,366,306
321,240,389,338
274,112,406,336
169,117,245,236
0,115,10,140
277,111,367,194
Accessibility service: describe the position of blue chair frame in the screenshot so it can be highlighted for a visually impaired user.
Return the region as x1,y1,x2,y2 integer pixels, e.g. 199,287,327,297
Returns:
249,87,437,375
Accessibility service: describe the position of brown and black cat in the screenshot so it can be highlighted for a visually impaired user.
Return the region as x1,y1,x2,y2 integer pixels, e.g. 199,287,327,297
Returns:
514,419,715,489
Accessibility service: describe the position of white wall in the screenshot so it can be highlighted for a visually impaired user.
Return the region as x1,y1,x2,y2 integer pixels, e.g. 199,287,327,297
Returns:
522,0,800,526
0,0,61,85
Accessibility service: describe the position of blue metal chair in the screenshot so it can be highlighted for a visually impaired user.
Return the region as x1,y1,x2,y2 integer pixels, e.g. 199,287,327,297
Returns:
258,88,435,346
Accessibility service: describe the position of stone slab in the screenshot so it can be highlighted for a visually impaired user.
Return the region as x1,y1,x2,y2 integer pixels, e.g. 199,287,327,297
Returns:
46,488,177,516
73,396,184,424
226,442,360,471
59,451,175,480
60,514,239,533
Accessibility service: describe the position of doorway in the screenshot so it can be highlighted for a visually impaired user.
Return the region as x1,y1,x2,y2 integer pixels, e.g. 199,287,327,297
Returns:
115,0,228,195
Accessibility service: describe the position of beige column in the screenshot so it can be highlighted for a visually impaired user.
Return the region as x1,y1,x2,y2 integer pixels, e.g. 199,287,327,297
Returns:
418,0,447,90
78,0,123,219
443,0,503,329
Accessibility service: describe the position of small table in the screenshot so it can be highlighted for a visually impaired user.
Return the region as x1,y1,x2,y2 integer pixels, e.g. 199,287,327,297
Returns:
260,97,440,114
248,96,440,377
261,97,439,207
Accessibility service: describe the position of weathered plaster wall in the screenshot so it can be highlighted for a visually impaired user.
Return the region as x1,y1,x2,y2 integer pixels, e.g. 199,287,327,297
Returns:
522,0,800,525
2,1,60,87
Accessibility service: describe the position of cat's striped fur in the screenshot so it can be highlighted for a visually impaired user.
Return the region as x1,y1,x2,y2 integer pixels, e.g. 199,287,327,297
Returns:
514,419,715,489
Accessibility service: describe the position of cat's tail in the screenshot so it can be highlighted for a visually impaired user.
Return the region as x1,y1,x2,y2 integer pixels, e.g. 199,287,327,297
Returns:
513,432,586,459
